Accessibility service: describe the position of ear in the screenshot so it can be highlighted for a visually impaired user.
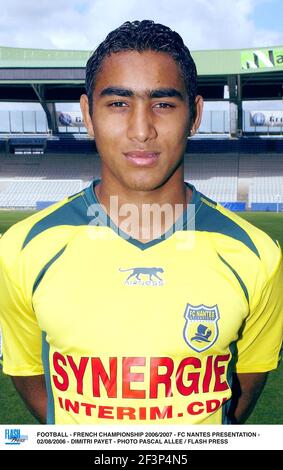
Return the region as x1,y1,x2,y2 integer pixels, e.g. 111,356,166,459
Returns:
190,95,204,136
80,94,95,139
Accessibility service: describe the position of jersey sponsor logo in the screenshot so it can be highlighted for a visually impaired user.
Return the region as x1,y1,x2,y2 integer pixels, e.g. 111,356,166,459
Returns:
183,304,220,353
119,267,164,286
51,353,230,421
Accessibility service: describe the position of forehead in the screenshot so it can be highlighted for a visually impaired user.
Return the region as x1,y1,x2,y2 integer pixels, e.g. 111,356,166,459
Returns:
93,50,186,94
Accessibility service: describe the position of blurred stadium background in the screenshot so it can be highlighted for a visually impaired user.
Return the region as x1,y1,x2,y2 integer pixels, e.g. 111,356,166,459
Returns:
0,44,282,424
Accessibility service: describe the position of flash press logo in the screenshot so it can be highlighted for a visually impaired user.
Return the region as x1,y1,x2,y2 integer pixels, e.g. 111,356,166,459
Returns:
5,429,28,445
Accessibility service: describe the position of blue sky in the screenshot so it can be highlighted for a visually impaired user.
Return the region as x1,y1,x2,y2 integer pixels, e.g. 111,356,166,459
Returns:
0,0,282,51
0,1,282,112
253,0,282,33
74,2,89,13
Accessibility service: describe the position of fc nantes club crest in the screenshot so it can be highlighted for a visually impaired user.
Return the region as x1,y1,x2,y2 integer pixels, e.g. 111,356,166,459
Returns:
183,304,220,352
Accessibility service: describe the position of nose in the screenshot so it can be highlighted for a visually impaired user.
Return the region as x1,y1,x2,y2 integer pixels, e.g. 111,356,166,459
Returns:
127,103,157,142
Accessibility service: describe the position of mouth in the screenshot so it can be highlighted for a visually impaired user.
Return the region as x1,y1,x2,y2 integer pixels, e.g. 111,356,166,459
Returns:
123,150,160,168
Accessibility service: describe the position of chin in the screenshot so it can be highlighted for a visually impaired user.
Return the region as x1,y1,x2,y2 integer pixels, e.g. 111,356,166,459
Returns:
124,174,167,192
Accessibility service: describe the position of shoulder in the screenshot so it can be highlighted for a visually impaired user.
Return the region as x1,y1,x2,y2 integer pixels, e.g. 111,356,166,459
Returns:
216,204,281,276
0,189,88,273
194,191,281,277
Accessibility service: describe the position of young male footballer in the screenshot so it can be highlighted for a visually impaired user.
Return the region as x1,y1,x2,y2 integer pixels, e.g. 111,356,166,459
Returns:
0,20,282,425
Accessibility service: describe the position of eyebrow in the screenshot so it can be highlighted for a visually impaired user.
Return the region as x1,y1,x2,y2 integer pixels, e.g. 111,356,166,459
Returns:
99,86,184,101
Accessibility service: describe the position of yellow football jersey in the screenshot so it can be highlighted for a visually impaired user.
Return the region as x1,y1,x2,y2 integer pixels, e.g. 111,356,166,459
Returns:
0,180,282,424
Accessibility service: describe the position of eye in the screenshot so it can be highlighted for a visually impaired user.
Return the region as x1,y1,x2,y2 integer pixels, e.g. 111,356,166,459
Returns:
108,101,128,108
154,102,175,109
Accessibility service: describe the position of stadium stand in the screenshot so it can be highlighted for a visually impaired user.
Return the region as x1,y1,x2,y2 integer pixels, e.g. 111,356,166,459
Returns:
249,176,283,209
0,179,83,208
239,153,283,210
0,153,100,181
0,140,6,153
0,135,283,210
0,180,82,208
45,135,96,154
184,153,238,202
0,44,282,210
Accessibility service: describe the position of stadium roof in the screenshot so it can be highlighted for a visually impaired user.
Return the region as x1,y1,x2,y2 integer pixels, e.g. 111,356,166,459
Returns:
0,44,283,75
0,45,282,103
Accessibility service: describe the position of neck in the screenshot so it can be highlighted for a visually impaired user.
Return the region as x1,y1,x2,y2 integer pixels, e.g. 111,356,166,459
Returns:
94,169,192,243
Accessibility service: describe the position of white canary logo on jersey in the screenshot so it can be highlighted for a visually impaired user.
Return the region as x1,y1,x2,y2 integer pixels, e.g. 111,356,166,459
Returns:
119,267,164,286
183,304,220,353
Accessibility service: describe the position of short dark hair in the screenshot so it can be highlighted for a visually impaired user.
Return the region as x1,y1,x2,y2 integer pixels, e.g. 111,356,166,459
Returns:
85,20,198,120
